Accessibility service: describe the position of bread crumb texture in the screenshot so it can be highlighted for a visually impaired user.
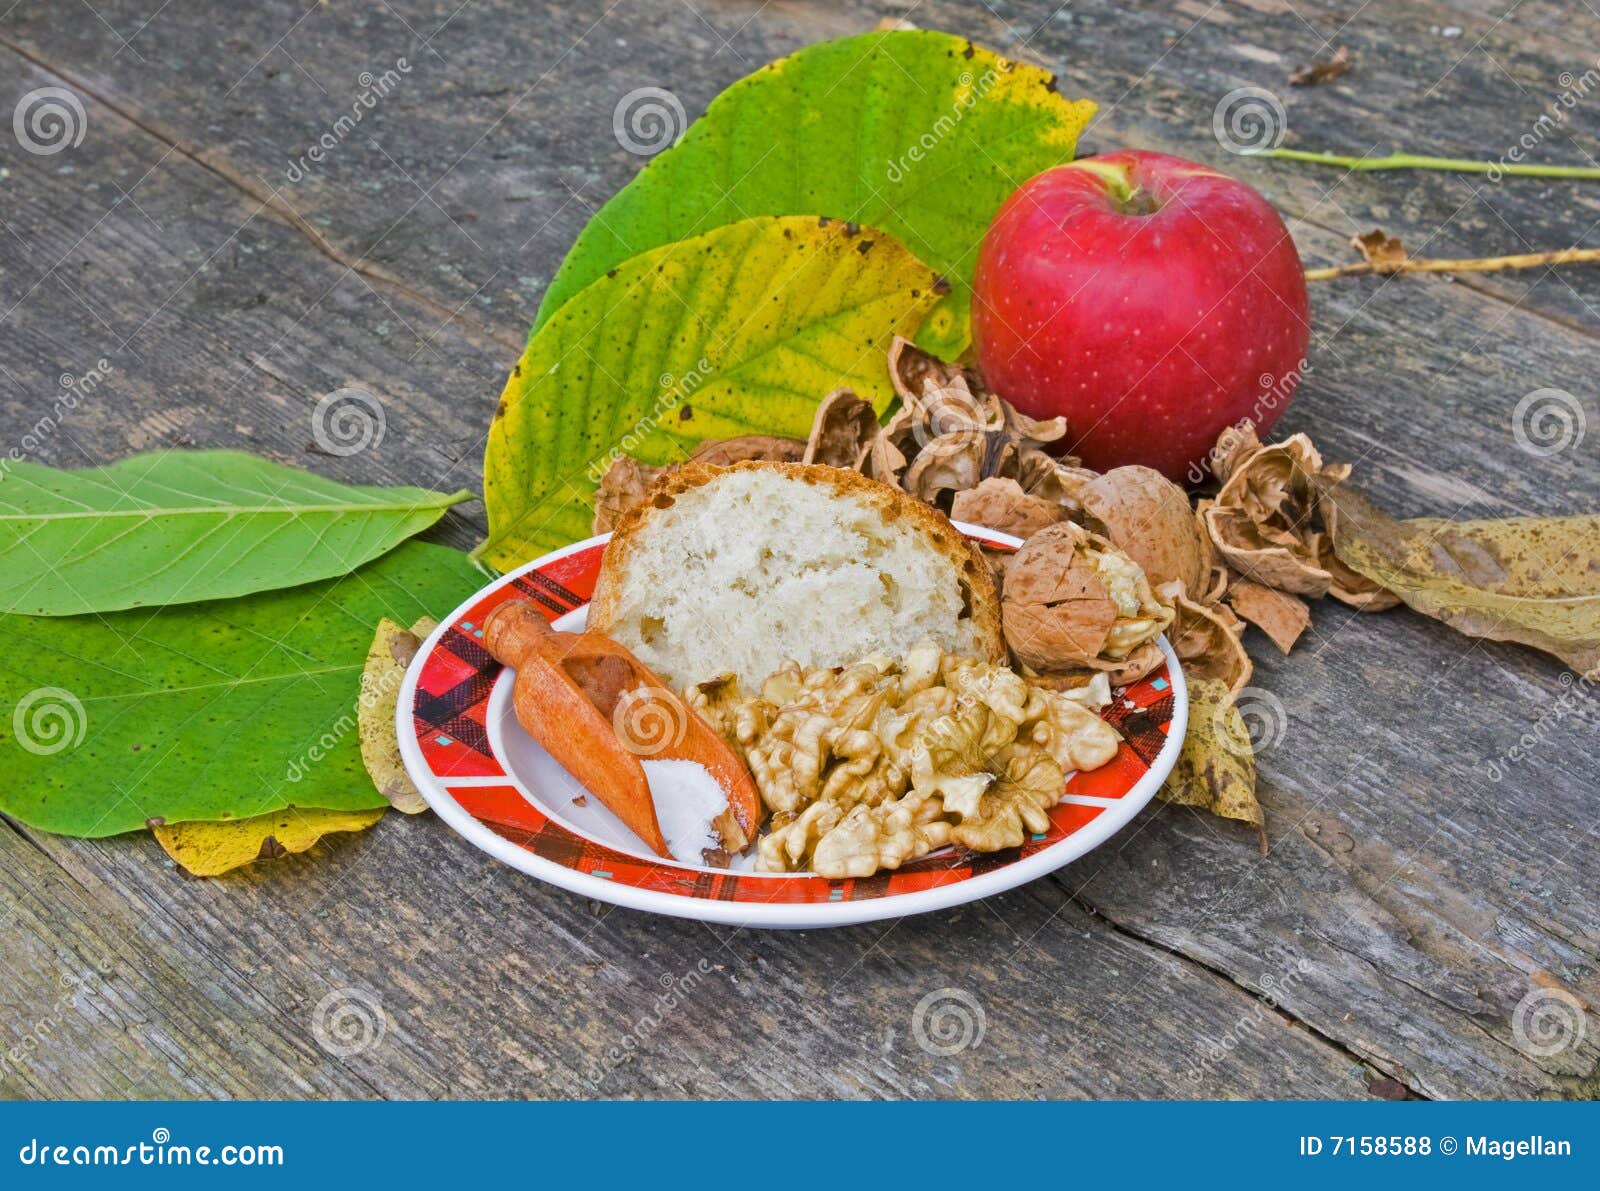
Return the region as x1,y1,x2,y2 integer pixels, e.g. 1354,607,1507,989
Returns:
597,468,995,687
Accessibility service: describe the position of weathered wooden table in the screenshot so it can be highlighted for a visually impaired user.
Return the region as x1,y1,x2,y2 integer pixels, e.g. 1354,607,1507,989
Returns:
2,0,1597,1100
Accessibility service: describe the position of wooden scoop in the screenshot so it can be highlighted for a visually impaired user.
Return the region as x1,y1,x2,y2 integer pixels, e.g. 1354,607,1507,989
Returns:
482,599,761,861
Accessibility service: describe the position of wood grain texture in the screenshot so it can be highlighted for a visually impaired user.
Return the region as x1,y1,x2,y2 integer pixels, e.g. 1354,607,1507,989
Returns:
0,0,1596,1100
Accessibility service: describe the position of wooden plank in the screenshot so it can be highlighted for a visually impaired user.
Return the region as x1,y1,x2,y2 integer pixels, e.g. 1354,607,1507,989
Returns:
23,819,1368,1099
6,0,1598,335
0,822,376,1099
0,0,1596,1099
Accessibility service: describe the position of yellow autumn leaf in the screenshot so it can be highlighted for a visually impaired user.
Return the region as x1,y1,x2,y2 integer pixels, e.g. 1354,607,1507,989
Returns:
152,806,385,877
359,616,437,814
479,215,944,570
1328,485,1600,675
1160,677,1266,846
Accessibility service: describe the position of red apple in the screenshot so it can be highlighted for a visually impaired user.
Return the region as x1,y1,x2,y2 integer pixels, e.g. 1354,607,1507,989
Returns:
972,150,1310,482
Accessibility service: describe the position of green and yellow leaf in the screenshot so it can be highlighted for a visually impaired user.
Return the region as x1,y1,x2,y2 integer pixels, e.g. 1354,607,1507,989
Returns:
532,30,1095,357
481,215,943,569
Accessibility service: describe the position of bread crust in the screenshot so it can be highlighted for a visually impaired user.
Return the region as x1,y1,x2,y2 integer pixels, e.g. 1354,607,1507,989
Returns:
589,461,1004,663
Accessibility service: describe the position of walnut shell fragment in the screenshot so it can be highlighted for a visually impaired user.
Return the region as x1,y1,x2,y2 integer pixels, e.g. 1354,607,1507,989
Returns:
691,434,805,467
886,336,1080,517
1226,579,1311,654
803,388,879,469
951,477,1068,540
593,455,663,534
1080,465,1213,593
1200,430,1337,597
1157,582,1252,697
1002,522,1175,678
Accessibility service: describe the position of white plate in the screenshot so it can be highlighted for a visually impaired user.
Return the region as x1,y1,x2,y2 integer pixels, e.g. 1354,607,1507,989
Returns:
397,527,1187,928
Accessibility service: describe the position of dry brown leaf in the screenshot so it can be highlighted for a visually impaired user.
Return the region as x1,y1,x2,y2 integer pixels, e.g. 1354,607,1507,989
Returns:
153,806,386,877
1158,581,1253,697
1227,579,1312,654
1080,465,1213,592
803,388,879,468
951,476,1068,539
1289,45,1352,86
1160,677,1265,845
1352,228,1407,268
1325,483,1600,674
359,616,438,813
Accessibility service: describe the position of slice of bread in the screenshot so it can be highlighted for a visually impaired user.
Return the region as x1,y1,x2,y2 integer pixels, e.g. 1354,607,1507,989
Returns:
589,461,1003,688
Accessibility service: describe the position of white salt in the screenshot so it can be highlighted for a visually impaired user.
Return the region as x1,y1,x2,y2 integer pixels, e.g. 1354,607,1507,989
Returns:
641,758,727,864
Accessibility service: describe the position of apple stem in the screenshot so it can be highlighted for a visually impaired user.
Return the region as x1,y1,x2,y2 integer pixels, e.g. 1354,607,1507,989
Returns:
1264,147,1600,180
1306,246,1600,281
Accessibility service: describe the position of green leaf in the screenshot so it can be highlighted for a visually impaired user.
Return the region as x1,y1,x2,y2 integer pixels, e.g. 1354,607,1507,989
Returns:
0,451,472,616
532,29,1094,356
0,541,481,837
481,215,943,570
